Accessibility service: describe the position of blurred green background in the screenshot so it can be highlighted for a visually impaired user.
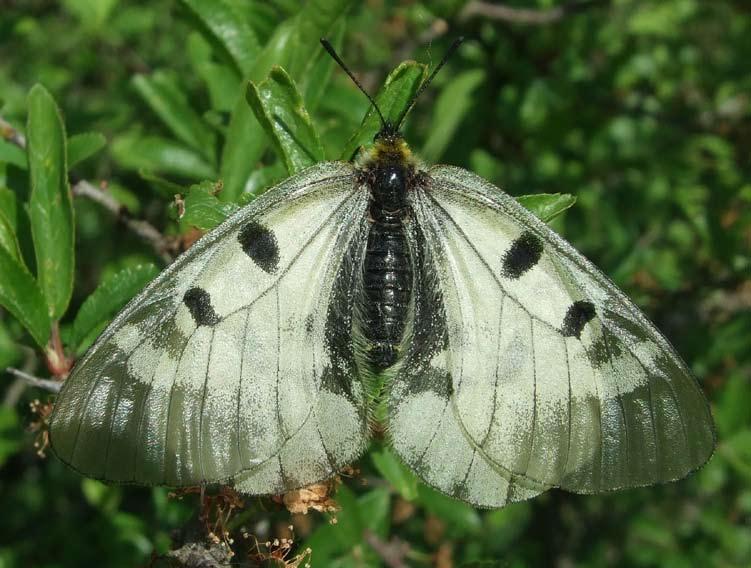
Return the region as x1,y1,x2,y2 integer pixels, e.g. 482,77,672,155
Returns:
1,0,749,566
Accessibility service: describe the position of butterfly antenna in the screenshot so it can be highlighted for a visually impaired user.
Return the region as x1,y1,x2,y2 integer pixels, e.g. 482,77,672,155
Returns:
320,38,389,130
394,36,464,130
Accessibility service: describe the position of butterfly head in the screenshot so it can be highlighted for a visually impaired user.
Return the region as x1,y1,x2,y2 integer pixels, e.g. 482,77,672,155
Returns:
372,126,412,162
321,36,463,157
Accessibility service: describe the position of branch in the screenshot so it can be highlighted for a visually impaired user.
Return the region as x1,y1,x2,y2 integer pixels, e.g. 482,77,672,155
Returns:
5,367,62,394
162,542,233,568
363,530,410,568
72,180,173,263
0,114,173,264
0,115,26,147
460,0,604,25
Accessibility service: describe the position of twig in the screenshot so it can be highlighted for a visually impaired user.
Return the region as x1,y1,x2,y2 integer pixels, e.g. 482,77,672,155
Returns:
72,180,173,263
2,345,39,407
0,113,173,264
5,367,62,394
163,542,234,568
0,115,26,147
363,529,409,568
460,0,604,24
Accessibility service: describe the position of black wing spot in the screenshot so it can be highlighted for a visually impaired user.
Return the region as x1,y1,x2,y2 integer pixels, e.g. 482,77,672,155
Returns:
304,313,315,335
561,300,596,339
151,318,188,358
238,221,279,273
588,327,623,368
183,287,220,327
501,231,543,279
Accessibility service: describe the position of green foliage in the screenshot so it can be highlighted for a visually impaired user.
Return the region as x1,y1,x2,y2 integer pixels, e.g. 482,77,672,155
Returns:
339,61,427,160
67,132,107,168
0,1,749,567
26,84,74,321
67,263,160,354
246,67,325,175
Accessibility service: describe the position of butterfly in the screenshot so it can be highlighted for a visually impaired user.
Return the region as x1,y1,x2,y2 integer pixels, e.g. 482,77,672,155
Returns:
49,39,715,508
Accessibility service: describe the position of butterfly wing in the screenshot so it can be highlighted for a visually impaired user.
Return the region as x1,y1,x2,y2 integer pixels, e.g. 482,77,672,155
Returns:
388,165,715,508
50,162,371,493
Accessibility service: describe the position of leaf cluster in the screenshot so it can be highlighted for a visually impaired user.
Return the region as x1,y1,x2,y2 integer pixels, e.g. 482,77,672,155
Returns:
0,1,749,567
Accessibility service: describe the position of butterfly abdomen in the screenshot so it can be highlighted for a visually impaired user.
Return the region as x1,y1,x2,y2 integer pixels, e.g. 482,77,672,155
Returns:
360,156,414,370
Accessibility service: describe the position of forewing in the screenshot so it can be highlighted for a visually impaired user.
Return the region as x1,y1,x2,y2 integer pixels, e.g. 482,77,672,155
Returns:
388,165,714,507
50,162,371,493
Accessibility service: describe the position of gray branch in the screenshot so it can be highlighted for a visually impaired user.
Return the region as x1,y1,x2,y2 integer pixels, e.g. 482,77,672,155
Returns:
0,115,26,147
0,114,173,264
72,180,173,264
5,368,62,394
460,0,604,24
363,530,410,568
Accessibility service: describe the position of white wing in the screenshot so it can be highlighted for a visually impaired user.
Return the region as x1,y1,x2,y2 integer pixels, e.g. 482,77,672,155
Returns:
388,165,715,508
51,162,371,494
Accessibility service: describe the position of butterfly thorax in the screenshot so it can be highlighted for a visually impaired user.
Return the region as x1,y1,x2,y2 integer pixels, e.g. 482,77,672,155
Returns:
358,133,417,370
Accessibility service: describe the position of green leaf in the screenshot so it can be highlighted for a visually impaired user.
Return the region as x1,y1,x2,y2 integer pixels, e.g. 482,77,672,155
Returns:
26,84,74,320
0,188,18,231
187,33,242,112
303,486,391,565
218,100,267,203
132,72,216,161
179,181,240,231
421,69,485,162
62,0,118,28
0,320,22,369
371,446,419,501
138,170,185,198
516,193,577,223
339,61,427,161
178,0,260,77
716,373,751,437
69,263,160,353
67,132,107,168
0,407,22,468
720,429,751,483
240,161,287,203
219,1,351,203
249,0,354,83
0,139,27,169
416,484,482,534
81,479,122,514
303,19,345,111
246,66,324,175
0,245,51,347
359,487,391,537
112,132,217,180
0,208,22,261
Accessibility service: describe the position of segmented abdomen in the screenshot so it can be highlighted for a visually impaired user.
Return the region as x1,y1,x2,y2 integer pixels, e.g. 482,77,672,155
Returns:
361,211,412,370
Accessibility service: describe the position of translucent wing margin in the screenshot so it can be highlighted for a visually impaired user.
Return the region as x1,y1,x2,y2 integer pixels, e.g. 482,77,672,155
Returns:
51,162,371,493
388,165,715,508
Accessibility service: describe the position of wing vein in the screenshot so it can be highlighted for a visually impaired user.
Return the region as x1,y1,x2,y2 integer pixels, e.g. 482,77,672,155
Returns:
162,325,199,484
235,309,253,470
423,192,562,336
525,318,538,479
561,338,573,480
274,287,286,441
602,328,631,482
220,189,360,323
196,327,216,482
131,356,162,481
102,362,126,479
480,294,505,447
